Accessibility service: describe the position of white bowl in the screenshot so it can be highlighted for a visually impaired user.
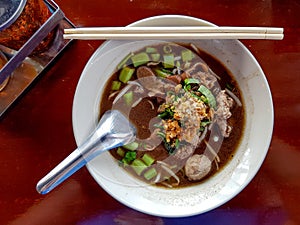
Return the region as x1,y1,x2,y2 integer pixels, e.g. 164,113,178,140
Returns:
72,15,273,217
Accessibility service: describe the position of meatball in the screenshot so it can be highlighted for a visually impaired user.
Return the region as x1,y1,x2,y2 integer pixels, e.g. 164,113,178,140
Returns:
185,154,211,181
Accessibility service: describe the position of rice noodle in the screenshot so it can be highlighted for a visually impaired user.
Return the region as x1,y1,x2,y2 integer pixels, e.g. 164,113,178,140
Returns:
214,158,219,170
157,160,171,168
161,164,180,186
161,181,173,188
190,43,201,55
189,43,221,80
132,97,142,108
198,126,208,146
147,62,160,66
174,56,182,61
147,99,155,110
112,83,133,105
156,161,180,186
153,171,161,183
204,140,220,162
143,143,156,151
225,88,242,107
128,80,143,87
147,91,155,97
108,91,120,100
112,81,144,105
208,68,221,80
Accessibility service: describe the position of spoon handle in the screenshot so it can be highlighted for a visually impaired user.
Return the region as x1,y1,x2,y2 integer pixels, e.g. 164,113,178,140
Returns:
36,149,86,194
36,110,136,194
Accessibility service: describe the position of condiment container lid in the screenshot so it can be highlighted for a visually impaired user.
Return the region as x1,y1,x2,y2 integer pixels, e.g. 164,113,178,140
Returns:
0,0,27,31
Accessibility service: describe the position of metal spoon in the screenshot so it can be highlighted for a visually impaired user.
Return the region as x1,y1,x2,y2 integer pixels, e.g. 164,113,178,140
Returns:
36,110,136,194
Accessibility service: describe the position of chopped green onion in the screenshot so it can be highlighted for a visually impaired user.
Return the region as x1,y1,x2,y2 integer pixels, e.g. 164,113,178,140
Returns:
142,153,155,166
132,159,147,175
111,80,121,91
144,168,157,180
184,78,202,98
163,54,175,68
153,68,169,78
184,84,191,92
226,82,234,91
181,49,195,62
200,120,211,128
151,53,161,62
184,78,200,85
117,147,125,157
119,66,135,83
156,131,166,139
200,95,208,104
164,141,176,154
117,52,134,70
198,85,216,109
175,138,180,149
146,47,157,53
123,141,139,151
123,91,133,106
161,67,173,74
119,160,126,167
158,111,169,118
153,123,164,129
158,108,174,119
163,45,172,54
122,151,136,164
190,92,202,101
131,52,150,67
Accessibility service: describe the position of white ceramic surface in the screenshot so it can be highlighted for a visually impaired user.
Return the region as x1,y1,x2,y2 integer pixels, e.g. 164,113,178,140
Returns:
72,15,273,217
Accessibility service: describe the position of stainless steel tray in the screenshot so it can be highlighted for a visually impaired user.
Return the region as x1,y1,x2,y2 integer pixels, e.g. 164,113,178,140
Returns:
0,0,75,117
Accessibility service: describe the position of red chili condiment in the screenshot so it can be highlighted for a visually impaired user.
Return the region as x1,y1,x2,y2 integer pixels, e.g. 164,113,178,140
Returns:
0,0,53,53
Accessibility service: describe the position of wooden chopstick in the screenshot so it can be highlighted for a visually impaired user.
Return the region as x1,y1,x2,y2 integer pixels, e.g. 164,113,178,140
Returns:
63,33,283,40
63,26,284,40
65,26,283,34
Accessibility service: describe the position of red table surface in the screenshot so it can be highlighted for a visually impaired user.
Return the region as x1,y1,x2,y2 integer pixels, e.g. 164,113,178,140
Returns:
1,0,300,224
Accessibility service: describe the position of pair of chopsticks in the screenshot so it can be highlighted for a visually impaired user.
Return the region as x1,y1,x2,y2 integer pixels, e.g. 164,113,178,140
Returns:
63,26,284,40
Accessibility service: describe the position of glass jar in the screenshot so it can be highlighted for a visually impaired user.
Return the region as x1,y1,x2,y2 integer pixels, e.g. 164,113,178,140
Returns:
0,0,53,52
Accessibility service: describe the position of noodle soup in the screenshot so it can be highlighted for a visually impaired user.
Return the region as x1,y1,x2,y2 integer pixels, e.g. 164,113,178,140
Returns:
100,42,245,188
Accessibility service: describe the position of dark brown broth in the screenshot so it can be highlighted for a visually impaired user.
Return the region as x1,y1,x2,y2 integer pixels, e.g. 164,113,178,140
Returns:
100,43,245,188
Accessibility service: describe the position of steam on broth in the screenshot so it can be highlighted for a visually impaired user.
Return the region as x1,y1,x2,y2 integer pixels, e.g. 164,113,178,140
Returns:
100,42,244,188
